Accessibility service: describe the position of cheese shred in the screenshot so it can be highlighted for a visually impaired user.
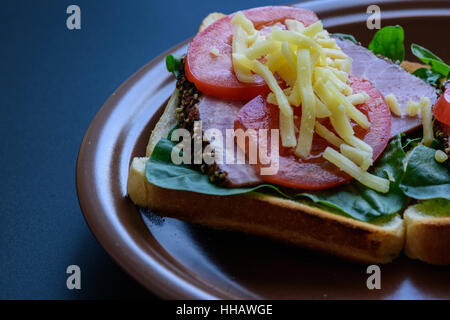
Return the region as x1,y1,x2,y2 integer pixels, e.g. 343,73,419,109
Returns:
385,93,402,117
420,96,433,146
323,147,389,193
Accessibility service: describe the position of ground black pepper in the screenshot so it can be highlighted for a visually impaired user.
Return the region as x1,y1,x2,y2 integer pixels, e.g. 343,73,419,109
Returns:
174,57,228,185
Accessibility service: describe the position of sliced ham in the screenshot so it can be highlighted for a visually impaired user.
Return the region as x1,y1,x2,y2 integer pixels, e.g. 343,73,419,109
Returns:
196,95,263,186
336,38,439,137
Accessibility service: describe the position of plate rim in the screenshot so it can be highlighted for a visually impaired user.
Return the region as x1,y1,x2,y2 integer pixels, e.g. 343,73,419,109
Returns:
76,38,232,299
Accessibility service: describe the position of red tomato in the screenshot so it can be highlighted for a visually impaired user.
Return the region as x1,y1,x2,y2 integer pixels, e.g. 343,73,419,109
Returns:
433,87,450,126
234,75,392,190
185,6,318,100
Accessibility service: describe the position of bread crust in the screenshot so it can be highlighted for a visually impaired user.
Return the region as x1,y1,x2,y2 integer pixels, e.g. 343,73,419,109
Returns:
128,156,405,264
145,182,405,264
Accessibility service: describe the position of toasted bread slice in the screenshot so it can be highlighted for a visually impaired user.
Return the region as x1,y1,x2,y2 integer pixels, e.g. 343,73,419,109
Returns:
400,60,429,74
145,89,179,157
128,157,405,264
198,12,226,32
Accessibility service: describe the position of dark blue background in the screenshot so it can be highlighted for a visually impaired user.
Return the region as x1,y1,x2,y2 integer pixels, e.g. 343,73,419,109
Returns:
0,0,293,299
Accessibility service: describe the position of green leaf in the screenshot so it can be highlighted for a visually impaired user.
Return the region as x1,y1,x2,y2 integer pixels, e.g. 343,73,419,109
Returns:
411,44,450,77
399,145,450,200
412,68,444,87
145,135,408,222
402,136,422,149
430,138,444,150
333,33,358,44
368,26,405,62
165,54,182,78
410,198,450,218
145,138,276,196
299,135,408,221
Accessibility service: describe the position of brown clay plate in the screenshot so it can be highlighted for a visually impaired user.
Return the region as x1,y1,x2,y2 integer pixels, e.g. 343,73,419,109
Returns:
76,0,450,299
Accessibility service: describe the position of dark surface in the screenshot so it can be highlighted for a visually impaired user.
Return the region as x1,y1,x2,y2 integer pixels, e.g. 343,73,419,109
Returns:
0,0,289,299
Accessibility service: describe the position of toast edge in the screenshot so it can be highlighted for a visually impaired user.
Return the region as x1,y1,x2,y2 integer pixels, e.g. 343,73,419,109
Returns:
404,205,450,265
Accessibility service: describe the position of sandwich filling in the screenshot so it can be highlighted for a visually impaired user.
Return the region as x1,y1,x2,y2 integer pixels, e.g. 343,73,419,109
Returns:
171,7,438,190
146,6,449,222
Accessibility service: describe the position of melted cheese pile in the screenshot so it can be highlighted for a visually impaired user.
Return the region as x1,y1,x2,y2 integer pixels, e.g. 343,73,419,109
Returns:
231,11,390,193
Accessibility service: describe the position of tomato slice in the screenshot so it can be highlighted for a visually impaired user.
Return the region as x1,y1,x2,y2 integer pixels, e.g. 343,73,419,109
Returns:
185,6,318,100
434,87,450,126
234,75,392,190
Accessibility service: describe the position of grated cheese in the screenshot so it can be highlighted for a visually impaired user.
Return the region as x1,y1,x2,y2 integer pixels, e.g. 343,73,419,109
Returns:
209,47,220,57
295,49,316,158
385,93,402,117
323,147,389,193
315,122,344,148
405,98,420,117
435,150,448,163
347,92,370,105
420,96,433,146
228,12,387,191
340,144,373,171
